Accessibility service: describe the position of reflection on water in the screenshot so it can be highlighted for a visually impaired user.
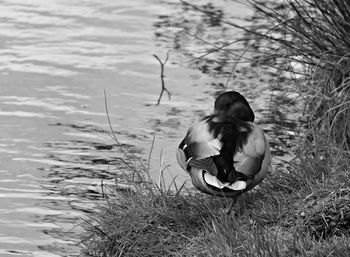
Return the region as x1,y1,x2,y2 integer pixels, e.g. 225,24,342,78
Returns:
154,1,304,160
0,0,303,256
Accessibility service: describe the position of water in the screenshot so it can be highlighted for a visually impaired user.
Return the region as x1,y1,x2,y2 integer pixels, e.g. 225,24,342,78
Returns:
0,0,302,256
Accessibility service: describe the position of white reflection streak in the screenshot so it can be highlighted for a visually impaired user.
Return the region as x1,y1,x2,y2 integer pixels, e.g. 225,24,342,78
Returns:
0,111,54,118
0,96,106,116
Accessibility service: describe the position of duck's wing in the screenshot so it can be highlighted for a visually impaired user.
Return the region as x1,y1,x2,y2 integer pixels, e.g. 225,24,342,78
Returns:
185,118,222,157
176,145,219,176
176,141,222,176
176,119,222,176
234,123,269,178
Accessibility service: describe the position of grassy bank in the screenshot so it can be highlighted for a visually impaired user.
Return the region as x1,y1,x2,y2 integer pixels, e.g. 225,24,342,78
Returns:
80,147,350,256
80,141,350,256
80,1,350,256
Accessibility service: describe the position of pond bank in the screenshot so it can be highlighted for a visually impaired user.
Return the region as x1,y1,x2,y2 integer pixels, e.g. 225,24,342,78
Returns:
81,0,350,256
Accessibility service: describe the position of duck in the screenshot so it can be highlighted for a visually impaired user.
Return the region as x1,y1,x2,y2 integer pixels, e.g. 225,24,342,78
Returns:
176,91,270,213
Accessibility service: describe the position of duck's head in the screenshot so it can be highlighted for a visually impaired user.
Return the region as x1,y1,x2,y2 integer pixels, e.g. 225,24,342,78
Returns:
214,91,254,122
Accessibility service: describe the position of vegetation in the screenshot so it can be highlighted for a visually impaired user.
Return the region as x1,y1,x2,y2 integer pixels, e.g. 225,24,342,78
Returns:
246,0,350,146
81,0,350,256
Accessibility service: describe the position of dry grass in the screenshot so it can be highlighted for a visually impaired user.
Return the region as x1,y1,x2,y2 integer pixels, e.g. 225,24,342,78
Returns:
80,142,350,256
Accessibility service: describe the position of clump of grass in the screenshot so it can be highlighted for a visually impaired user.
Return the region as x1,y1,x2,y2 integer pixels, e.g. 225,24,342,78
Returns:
80,141,350,256
245,0,350,147
80,174,226,256
182,141,350,256
244,1,350,244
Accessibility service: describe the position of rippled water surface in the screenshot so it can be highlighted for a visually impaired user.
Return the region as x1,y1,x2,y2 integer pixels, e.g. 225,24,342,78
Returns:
0,0,302,256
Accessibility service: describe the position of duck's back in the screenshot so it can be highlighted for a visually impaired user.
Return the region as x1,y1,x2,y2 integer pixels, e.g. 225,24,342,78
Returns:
179,118,269,175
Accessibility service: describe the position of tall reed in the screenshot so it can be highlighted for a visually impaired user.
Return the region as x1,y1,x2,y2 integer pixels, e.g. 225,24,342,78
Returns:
244,0,350,148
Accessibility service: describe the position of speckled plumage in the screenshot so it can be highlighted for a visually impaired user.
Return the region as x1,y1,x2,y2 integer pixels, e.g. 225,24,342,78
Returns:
177,91,270,198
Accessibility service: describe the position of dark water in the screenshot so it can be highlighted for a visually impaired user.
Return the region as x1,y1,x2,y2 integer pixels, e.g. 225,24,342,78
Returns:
0,0,303,256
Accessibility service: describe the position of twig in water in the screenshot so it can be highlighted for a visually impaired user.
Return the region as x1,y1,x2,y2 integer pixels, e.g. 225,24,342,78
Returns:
153,53,171,105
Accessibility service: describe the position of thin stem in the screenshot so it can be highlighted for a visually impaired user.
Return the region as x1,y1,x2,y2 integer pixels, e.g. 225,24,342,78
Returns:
103,90,146,172
153,52,171,105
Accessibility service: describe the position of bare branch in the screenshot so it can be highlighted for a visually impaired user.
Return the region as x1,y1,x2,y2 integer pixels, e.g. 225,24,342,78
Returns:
153,52,171,105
